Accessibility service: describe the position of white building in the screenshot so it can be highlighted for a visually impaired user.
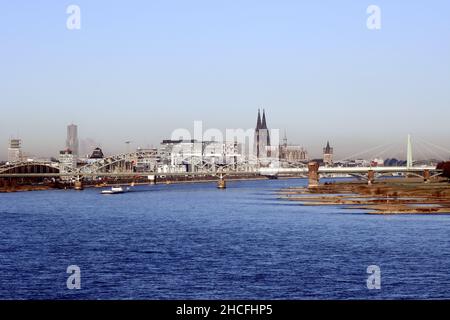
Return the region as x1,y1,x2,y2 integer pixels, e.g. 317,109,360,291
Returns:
59,149,76,174
7,139,22,163
135,148,159,172
158,139,243,170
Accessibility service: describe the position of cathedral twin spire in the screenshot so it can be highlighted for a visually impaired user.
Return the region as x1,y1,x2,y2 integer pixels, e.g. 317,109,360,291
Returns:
255,109,268,130
254,109,270,158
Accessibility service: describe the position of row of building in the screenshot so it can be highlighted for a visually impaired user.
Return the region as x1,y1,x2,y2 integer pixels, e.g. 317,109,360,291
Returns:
5,111,336,173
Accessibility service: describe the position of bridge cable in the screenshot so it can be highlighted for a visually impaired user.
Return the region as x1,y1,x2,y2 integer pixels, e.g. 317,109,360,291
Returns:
335,142,396,162
415,137,450,160
415,140,447,162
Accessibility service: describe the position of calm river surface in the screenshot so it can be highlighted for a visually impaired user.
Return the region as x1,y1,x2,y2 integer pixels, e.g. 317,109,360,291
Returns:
1,178,449,299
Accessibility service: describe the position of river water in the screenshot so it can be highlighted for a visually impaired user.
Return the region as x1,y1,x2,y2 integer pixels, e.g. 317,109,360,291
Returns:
0,178,449,299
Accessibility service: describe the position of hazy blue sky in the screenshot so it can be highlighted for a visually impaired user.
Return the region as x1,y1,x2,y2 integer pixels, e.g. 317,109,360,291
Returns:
1,0,449,160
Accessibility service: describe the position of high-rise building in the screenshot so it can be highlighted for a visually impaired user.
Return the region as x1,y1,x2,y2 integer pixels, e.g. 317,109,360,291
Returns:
66,124,79,157
7,138,22,163
323,141,334,166
253,109,271,158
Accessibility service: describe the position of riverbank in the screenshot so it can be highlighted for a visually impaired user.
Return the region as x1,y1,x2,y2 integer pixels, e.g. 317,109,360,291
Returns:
0,185,54,193
0,174,282,193
279,178,450,214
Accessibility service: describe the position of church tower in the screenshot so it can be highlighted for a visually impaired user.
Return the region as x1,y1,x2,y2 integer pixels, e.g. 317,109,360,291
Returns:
323,141,334,166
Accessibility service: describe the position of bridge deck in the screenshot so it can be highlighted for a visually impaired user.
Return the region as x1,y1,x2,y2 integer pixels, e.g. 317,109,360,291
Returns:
0,166,438,178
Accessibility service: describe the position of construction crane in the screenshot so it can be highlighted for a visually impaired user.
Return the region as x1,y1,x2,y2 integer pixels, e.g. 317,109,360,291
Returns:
125,140,133,154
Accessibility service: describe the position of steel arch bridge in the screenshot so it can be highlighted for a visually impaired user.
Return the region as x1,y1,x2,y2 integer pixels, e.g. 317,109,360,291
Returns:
76,150,159,175
0,161,60,175
0,153,296,178
74,151,252,176
0,153,318,179
73,152,300,176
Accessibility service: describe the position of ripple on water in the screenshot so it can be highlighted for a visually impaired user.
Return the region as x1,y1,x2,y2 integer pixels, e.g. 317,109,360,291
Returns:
1,179,450,299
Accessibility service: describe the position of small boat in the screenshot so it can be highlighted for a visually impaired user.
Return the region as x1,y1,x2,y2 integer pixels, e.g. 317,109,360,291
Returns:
101,186,128,195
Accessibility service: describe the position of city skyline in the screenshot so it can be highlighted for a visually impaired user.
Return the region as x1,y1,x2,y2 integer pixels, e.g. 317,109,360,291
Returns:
2,2,450,304
1,117,448,163
1,1,450,160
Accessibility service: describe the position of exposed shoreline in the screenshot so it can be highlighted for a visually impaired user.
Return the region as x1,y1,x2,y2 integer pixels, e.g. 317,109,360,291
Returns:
279,178,450,215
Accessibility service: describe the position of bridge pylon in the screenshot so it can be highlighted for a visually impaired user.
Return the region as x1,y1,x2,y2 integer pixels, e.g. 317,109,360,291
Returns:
407,134,413,169
367,170,375,185
423,169,431,183
308,162,320,188
74,176,83,190
217,173,226,189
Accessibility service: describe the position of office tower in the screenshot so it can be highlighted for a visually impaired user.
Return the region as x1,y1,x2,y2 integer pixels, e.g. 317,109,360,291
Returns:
66,124,79,157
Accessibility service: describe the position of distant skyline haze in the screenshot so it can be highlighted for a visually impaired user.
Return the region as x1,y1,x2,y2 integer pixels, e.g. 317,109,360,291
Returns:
1,1,449,160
